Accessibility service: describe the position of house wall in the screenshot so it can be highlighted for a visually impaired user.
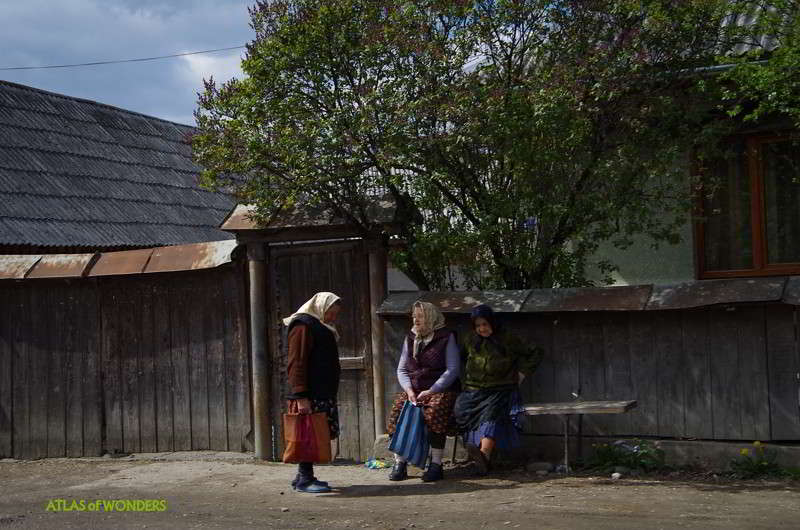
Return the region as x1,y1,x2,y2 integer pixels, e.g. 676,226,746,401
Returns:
0,264,251,459
587,219,696,286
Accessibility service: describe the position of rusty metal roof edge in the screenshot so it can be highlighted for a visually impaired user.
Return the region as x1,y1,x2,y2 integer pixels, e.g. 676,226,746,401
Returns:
0,254,43,279
1,241,241,280
377,290,533,315
21,255,42,278
25,252,99,279
380,278,800,316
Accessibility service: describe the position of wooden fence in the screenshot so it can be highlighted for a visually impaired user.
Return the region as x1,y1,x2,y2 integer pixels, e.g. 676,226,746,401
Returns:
0,264,251,459
382,303,800,443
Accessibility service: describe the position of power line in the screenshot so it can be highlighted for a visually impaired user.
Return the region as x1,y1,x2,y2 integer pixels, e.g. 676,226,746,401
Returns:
0,45,246,71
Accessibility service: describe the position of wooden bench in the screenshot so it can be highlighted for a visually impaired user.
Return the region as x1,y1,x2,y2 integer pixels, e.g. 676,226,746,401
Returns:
523,400,638,473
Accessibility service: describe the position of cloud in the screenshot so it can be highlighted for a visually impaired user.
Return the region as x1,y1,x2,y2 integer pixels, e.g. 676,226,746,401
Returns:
0,0,253,125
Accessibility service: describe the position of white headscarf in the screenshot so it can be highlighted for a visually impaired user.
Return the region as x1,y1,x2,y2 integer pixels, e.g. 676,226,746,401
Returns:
283,292,341,341
410,301,445,359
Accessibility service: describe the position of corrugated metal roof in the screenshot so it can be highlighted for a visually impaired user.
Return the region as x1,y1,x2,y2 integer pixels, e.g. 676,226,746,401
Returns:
0,80,236,250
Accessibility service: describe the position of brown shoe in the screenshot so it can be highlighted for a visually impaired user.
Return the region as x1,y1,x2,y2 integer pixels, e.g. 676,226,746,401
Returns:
466,444,489,475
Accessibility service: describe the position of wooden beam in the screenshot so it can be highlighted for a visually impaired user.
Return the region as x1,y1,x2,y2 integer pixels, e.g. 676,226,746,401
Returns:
248,244,271,460
368,240,388,438
523,400,638,416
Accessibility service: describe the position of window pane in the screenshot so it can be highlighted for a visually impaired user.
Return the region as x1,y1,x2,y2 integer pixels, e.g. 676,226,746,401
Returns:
703,141,753,271
764,140,800,264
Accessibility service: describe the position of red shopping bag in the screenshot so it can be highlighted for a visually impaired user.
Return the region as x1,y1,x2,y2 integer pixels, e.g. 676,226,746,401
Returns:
282,411,332,464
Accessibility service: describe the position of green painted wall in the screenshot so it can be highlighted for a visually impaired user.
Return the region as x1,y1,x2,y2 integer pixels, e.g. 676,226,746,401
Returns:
587,219,696,286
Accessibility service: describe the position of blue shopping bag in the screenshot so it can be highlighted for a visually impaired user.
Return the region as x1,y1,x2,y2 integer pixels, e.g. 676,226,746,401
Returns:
388,400,429,468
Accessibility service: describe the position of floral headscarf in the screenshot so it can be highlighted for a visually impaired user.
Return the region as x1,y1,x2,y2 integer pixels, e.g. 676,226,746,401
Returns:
410,300,445,358
283,292,341,341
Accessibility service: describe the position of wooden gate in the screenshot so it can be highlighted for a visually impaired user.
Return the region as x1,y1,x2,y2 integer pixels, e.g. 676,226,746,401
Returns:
266,241,376,462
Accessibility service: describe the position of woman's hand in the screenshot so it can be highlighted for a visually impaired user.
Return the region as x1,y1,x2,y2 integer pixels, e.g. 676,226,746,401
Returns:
416,390,433,402
289,398,312,414
517,371,526,385
405,388,417,404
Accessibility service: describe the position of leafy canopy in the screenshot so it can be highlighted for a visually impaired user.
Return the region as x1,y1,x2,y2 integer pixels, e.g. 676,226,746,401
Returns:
193,0,798,289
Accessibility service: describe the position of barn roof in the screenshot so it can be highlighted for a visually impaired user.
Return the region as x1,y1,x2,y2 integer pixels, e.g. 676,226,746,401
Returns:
0,80,236,251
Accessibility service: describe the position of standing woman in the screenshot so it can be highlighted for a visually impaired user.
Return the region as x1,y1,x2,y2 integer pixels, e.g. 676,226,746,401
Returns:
386,301,460,482
284,292,343,493
454,304,543,474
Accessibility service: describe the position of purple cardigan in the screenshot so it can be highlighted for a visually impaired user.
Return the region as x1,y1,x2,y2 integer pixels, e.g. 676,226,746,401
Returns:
397,333,460,393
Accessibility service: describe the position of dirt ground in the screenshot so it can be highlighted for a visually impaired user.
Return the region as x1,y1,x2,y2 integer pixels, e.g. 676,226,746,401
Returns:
1,452,799,530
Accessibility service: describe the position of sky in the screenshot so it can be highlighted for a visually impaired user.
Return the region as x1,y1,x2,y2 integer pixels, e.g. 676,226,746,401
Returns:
0,0,253,125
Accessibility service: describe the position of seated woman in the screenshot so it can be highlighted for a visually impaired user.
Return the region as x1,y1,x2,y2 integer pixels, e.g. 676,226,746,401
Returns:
386,301,460,482
454,304,542,474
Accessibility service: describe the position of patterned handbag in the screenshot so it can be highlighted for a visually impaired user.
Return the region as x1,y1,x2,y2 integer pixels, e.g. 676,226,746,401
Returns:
388,400,429,468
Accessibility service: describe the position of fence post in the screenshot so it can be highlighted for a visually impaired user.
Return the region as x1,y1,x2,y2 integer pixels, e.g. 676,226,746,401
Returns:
248,243,270,460
368,236,388,438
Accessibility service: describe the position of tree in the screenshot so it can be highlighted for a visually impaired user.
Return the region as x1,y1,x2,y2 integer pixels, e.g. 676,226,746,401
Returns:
192,0,798,290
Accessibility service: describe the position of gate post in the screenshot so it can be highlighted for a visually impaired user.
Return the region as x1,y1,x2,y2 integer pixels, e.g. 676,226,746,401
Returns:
248,243,271,460
368,236,388,437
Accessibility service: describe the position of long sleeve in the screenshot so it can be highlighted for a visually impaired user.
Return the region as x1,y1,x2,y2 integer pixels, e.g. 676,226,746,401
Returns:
287,324,313,398
515,337,544,376
396,339,412,391
429,333,460,393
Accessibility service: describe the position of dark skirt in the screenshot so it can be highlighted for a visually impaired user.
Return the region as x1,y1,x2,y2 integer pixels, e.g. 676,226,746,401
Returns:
387,391,459,436
309,398,340,439
454,386,523,450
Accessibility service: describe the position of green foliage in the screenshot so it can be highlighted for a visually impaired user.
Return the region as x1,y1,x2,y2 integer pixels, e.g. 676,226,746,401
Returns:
730,441,792,479
193,0,800,290
587,439,667,473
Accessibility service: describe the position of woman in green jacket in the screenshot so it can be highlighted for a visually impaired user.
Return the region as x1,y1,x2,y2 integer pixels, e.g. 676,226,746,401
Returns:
454,304,542,473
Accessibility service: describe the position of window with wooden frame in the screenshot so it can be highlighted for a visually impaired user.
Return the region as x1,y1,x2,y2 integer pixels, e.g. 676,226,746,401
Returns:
695,133,800,279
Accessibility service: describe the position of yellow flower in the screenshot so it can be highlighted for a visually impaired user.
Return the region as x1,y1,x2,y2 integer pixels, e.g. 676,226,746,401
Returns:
740,448,750,456
753,441,762,447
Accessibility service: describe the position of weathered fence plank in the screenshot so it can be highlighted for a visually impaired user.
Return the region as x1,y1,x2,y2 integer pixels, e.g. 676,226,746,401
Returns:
709,309,743,439
602,313,633,435
29,287,49,459
65,287,84,457
102,286,124,453
224,270,248,453
351,249,376,462
47,284,67,457
138,284,158,453
622,312,658,436
82,286,103,457
736,306,771,441
553,315,581,435
206,282,228,451
522,315,558,434
682,310,713,439
765,305,800,440
170,286,192,451
120,295,142,454
153,283,175,452
577,314,606,436
654,311,685,438
189,281,211,451
0,285,14,458
12,287,31,459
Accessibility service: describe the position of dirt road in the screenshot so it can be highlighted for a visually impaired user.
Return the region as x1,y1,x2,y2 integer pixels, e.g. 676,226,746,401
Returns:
1,452,799,530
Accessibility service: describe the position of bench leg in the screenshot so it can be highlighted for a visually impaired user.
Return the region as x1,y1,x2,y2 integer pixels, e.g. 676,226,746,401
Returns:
563,415,570,475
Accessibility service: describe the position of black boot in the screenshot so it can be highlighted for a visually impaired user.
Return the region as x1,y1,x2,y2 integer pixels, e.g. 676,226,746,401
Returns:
388,461,408,481
422,462,444,482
